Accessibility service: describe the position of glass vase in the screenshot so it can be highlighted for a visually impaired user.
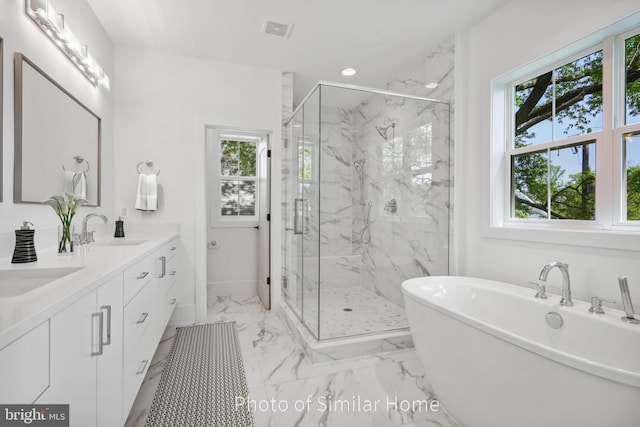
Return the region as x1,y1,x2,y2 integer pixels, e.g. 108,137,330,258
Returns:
58,224,75,255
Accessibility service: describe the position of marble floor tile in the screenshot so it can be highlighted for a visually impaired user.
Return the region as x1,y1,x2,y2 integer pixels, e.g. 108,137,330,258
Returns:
124,296,461,427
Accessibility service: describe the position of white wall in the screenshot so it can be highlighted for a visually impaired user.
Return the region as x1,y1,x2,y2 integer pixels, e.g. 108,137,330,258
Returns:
457,1,640,306
113,47,282,322
0,0,114,257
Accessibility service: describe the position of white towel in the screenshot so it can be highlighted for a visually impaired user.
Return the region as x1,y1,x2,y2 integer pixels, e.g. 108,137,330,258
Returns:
63,170,87,200
135,173,158,211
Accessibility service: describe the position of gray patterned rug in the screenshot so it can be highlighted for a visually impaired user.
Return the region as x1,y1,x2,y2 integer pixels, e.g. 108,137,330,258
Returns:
145,322,254,427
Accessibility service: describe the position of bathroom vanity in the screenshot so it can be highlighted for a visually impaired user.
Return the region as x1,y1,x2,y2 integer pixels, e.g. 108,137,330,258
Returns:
0,228,180,427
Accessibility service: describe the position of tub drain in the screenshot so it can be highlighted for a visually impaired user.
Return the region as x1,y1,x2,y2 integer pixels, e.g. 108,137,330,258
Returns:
343,308,353,312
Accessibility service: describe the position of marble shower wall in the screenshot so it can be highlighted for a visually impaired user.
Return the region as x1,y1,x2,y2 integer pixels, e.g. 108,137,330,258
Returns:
350,37,455,308
352,98,451,307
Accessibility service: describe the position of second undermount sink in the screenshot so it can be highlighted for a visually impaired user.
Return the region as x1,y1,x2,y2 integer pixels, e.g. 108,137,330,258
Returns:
0,266,85,298
94,239,148,247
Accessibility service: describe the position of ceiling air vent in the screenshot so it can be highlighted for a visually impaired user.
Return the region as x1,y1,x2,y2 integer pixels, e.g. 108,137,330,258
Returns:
263,20,293,38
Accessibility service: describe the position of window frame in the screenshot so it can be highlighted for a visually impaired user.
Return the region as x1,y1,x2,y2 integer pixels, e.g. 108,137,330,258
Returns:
493,25,640,235
207,128,267,228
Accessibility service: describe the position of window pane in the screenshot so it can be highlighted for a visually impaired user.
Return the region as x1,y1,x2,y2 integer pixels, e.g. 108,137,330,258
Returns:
298,146,312,181
220,140,239,176
512,150,548,219
514,72,553,147
625,34,640,125
624,132,640,220
238,181,256,216
220,180,238,215
554,51,603,139
238,141,257,176
549,141,596,220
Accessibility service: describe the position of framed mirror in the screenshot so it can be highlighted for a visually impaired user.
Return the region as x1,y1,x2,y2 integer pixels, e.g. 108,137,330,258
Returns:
14,53,101,205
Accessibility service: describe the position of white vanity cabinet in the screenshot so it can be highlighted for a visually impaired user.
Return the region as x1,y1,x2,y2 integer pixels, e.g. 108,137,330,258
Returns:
122,238,179,418
0,321,50,404
0,231,180,427
40,274,123,427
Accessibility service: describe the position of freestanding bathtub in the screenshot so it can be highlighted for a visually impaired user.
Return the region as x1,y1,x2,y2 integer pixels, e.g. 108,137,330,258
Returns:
402,276,640,427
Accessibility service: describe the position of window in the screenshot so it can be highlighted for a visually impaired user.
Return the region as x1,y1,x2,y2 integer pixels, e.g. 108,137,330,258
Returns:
220,139,257,217
207,128,268,226
494,25,640,230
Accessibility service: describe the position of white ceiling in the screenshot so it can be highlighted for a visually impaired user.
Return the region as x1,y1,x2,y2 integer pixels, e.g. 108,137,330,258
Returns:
87,0,508,105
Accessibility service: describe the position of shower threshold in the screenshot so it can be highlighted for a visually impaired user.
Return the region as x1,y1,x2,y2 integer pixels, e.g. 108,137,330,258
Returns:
280,287,414,363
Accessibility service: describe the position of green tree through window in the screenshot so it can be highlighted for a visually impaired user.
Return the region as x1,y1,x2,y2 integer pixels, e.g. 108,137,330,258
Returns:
512,33,640,220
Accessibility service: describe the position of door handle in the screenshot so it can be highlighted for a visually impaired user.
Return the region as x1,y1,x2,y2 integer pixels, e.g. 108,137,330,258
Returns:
91,312,104,356
100,305,111,346
294,198,305,235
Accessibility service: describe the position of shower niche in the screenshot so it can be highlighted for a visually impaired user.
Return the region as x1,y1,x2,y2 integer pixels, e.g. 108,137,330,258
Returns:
282,82,451,344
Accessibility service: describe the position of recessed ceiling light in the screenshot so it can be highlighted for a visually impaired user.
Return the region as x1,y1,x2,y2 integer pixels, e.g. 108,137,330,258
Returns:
341,68,357,77
425,82,439,89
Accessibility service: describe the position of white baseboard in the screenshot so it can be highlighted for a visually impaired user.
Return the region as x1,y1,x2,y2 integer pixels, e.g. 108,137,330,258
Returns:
208,280,257,300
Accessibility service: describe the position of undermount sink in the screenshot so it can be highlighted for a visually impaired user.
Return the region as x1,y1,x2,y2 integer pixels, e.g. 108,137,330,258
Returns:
0,266,85,298
94,239,148,247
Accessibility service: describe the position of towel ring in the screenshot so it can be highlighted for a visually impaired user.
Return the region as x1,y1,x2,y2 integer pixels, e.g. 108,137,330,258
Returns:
137,160,160,176
62,156,90,173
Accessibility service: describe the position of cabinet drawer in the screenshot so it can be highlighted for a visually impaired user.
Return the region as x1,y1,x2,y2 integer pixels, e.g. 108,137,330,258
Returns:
123,281,156,359
123,326,156,416
123,254,155,306
161,238,178,263
0,321,49,404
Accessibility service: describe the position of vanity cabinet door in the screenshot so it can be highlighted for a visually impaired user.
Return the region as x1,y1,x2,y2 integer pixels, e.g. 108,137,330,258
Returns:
46,291,98,427
96,274,124,427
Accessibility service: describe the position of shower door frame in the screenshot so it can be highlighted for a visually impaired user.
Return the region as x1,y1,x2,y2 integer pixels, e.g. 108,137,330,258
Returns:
282,82,450,342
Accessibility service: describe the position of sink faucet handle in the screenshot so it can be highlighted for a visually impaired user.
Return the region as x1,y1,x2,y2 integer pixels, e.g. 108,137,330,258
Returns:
529,281,547,299
589,296,615,314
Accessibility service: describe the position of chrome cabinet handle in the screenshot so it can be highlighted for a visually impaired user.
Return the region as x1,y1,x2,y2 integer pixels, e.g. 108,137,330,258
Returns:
169,246,177,251
100,305,112,345
91,312,104,356
137,271,149,280
170,298,177,305
158,256,167,278
136,360,149,375
168,271,177,276
136,312,149,324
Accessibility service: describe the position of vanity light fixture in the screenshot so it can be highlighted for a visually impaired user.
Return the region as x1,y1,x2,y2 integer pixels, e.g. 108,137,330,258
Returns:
25,0,110,91
341,68,357,77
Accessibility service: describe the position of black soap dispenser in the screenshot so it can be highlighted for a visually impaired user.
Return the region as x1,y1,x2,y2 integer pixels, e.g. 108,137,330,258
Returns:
12,221,38,264
114,217,125,238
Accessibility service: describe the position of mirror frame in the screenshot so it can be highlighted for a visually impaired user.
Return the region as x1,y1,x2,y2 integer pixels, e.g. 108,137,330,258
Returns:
13,52,101,205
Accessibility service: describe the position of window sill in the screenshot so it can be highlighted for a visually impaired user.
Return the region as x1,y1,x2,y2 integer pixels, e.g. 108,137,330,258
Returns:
485,223,640,252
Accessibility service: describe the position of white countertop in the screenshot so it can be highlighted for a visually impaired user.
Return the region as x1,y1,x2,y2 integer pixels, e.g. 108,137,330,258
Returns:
0,230,179,349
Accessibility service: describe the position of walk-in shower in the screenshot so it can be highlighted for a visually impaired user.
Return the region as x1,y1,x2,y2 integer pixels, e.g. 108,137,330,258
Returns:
281,82,450,346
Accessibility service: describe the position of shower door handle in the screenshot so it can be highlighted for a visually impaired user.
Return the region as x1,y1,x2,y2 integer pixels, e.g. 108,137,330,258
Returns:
294,198,305,235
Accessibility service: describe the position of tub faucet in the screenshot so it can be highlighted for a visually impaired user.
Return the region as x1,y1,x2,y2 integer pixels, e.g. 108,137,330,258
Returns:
538,261,573,306
618,276,640,324
80,213,108,244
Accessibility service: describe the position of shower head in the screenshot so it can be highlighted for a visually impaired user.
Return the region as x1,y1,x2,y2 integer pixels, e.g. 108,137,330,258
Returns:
375,123,396,140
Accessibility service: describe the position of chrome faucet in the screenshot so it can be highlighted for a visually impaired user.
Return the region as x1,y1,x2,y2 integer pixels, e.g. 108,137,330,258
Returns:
618,276,640,324
79,213,108,244
538,261,573,306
